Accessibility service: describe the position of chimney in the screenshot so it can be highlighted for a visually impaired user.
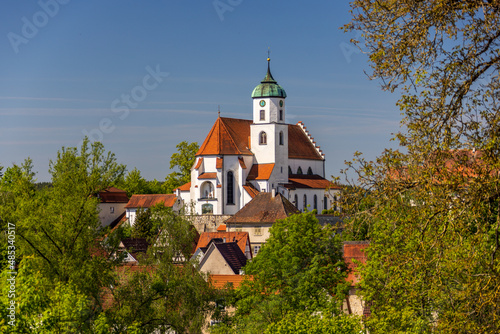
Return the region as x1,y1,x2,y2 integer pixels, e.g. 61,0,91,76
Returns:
272,188,276,198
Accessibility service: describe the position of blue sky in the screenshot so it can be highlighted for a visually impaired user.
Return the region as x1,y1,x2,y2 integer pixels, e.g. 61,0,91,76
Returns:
0,0,401,182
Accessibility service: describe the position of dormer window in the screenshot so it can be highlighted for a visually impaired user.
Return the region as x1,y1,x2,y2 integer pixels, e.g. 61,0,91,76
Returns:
260,110,265,121
259,131,267,145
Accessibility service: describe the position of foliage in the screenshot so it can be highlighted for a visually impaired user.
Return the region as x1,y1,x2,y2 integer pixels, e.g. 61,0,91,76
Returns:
264,312,363,334
0,139,215,333
131,207,157,240
342,1,500,332
103,205,216,333
219,212,349,333
164,141,199,193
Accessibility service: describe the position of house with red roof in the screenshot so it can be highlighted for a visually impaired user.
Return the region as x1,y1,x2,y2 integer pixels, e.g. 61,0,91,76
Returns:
125,193,179,226
174,58,341,215
97,187,129,227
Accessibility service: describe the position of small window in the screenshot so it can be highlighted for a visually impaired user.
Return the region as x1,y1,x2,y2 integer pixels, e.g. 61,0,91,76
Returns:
294,194,298,206
259,132,267,145
324,196,328,210
303,194,307,211
314,195,318,210
281,167,283,173
227,171,234,205
288,166,292,175
279,109,283,121
307,167,313,175
279,131,284,145
260,110,265,121
297,166,303,175
254,227,262,236
253,245,261,255
110,207,114,214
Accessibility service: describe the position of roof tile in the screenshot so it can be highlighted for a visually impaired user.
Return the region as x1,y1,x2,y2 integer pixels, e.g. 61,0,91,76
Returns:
246,163,275,180
125,194,177,209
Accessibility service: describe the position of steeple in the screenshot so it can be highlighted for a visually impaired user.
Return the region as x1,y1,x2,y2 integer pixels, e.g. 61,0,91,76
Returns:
251,57,287,98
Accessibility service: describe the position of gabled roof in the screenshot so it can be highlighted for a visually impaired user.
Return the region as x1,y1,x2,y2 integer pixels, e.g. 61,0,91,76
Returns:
284,174,341,190
213,242,248,275
238,157,247,169
194,157,203,169
125,194,177,209
225,192,299,224
243,183,260,199
120,238,150,262
288,124,324,160
98,187,129,203
196,231,251,258
196,117,324,161
197,117,253,156
246,163,275,181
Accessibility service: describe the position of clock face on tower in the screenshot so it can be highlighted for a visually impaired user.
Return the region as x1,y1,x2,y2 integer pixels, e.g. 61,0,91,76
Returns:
259,100,266,107
279,100,284,107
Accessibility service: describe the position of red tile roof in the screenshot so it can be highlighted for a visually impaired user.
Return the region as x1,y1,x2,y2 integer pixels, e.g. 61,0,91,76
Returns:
196,231,251,257
225,192,299,224
243,183,260,199
284,174,341,190
209,274,253,289
193,157,203,169
288,124,324,160
197,117,324,161
343,241,369,286
98,187,129,203
246,163,275,180
197,117,253,156
175,182,191,191
125,194,177,209
216,157,223,169
213,242,248,274
198,172,217,179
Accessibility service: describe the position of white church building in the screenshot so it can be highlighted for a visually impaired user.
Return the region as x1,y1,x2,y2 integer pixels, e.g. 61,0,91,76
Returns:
175,59,340,215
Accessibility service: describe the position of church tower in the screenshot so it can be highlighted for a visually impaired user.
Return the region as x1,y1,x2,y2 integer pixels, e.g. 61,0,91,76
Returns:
250,58,288,185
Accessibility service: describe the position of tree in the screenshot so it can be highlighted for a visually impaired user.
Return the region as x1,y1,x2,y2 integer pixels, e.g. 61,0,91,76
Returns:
218,212,349,333
120,167,149,196
164,141,199,193
342,1,500,332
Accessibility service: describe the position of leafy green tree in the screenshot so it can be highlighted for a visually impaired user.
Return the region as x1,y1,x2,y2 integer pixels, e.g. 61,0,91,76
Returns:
264,312,363,334
220,212,349,333
342,1,500,332
131,207,158,240
120,167,149,196
103,205,216,333
164,141,199,193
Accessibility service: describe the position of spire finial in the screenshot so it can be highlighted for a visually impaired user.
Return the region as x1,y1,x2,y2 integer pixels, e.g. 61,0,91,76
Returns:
218,105,220,118
267,47,271,62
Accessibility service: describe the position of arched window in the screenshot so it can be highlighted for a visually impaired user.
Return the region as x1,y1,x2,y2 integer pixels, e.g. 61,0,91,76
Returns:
227,171,234,205
260,109,265,121
288,166,292,175
201,181,213,199
294,194,298,207
314,195,318,210
279,109,283,121
307,167,313,175
334,195,337,211
259,132,267,145
324,196,328,210
303,194,307,211
297,166,303,175
279,131,284,145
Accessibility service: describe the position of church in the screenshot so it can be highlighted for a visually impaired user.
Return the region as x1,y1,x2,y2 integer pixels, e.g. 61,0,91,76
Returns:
175,58,340,215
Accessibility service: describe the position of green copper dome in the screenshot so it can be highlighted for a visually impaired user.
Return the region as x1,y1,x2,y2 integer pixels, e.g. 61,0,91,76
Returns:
251,60,287,98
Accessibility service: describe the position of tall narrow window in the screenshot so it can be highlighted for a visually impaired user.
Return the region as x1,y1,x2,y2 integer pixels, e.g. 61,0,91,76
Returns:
303,194,307,211
314,195,318,210
279,109,283,121
227,171,234,204
294,194,298,206
334,195,337,211
279,131,284,145
260,110,265,121
288,166,292,175
297,166,303,175
259,132,267,145
307,167,313,175
324,196,328,210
